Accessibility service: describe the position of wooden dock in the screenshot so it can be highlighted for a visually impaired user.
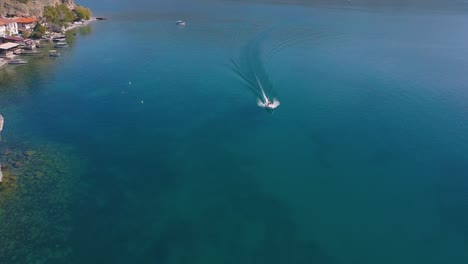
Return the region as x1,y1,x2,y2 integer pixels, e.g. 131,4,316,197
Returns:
18,50,43,56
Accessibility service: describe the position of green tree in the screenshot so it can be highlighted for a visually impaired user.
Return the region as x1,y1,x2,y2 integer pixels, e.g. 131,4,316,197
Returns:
30,23,46,39
74,5,92,21
21,29,31,38
56,4,76,23
43,4,76,29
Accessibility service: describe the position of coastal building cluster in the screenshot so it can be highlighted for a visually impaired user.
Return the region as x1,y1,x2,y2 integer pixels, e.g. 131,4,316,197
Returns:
0,16,40,65
0,15,90,66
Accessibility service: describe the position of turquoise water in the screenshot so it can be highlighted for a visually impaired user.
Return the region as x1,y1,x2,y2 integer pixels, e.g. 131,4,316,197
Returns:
1,0,468,263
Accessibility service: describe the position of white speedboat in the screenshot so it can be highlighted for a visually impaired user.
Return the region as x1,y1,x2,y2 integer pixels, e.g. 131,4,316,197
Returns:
258,98,280,110
0,114,4,132
176,20,186,26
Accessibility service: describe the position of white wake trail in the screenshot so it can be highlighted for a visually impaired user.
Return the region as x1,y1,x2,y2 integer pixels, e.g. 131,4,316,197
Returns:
255,74,280,110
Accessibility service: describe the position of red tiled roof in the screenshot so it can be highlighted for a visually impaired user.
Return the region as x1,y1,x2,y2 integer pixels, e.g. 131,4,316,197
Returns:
14,17,38,24
1,36,25,42
0,18,16,26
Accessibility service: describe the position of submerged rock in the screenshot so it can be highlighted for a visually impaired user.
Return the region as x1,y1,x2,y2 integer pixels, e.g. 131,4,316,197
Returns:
24,150,36,157
1,149,12,156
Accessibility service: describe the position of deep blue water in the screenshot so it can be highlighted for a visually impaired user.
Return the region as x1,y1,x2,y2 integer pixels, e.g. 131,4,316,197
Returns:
1,0,468,263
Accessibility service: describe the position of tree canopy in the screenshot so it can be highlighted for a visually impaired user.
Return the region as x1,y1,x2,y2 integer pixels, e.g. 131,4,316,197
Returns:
44,4,76,27
74,6,92,21
30,23,46,39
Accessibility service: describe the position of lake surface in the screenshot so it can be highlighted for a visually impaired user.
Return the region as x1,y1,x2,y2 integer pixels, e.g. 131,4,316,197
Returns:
1,0,468,263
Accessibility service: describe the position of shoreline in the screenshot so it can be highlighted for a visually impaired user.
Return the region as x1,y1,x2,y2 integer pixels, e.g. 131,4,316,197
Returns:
63,17,98,33
0,17,101,63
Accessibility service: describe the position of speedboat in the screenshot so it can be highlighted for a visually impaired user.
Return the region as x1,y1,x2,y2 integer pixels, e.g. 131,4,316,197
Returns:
0,114,4,132
258,98,280,111
9,59,28,65
176,20,186,26
253,74,280,111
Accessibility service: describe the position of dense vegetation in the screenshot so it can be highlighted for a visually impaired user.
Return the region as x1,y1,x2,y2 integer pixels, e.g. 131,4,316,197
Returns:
44,4,75,27
74,5,92,20
30,23,46,39
43,4,92,32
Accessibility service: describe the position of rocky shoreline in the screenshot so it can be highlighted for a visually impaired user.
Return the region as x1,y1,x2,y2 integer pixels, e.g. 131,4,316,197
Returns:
63,17,96,32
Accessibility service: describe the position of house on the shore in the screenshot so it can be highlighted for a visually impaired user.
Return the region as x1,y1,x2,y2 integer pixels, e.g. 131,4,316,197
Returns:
0,42,20,58
14,17,38,32
0,36,29,46
0,21,5,36
0,18,19,36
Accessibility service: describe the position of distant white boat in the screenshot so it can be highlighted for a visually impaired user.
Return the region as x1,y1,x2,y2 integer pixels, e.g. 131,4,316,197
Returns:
0,114,4,132
257,98,280,110
176,20,186,26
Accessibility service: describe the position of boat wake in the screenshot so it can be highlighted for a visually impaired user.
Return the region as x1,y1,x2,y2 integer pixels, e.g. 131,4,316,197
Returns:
230,25,322,112
230,29,280,112
255,74,280,110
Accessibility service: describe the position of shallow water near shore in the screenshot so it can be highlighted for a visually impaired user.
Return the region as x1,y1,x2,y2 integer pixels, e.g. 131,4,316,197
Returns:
1,0,468,263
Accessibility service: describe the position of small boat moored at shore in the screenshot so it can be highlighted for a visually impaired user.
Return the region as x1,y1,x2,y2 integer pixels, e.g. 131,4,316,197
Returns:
51,34,66,39
54,42,69,48
49,50,61,57
8,59,28,65
53,38,66,42
176,20,186,26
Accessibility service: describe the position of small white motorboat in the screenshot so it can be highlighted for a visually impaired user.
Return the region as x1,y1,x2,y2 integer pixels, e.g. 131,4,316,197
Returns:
258,98,280,111
0,114,4,132
176,20,186,26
